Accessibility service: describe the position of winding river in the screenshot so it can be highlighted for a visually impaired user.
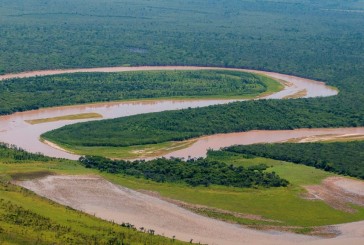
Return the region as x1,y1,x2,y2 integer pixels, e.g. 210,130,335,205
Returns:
2,66,364,245
0,66,350,160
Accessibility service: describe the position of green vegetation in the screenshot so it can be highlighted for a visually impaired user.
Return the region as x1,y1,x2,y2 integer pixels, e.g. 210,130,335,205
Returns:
103,151,364,229
0,197,183,244
42,97,363,149
0,143,51,163
25,113,103,124
80,155,289,188
0,0,363,134
1,0,363,78
0,70,280,115
1,144,363,233
1,0,364,240
0,145,187,244
224,141,364,179
56,140,196,159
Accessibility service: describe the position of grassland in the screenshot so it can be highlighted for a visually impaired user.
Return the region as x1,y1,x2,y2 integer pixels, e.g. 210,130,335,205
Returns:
25,113,103,125
52,140,196,159
1,145,363,236
0,171,186,244
0,145,187,244
102,152,364,231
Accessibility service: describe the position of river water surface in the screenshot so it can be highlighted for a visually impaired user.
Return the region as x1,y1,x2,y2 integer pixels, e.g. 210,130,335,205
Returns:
0,66,352,160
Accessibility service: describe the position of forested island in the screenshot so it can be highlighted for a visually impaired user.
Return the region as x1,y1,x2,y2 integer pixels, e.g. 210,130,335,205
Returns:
0,70,279,115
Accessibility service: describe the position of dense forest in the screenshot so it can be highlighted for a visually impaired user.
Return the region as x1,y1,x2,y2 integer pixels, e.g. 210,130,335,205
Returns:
2,0,364,146
224,141,364,179
0,0,363,80
42,95,363,148
80,155,289,188
0,70,277,115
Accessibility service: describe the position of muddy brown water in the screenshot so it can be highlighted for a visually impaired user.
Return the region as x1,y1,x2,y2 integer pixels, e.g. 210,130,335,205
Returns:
0,66,343,160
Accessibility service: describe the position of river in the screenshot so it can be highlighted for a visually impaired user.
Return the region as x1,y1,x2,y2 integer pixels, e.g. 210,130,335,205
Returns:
0,66,350,160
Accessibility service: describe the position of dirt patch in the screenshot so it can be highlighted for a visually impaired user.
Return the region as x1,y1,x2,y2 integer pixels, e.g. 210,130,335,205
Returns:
291,134,364,143
283,89,308,99
16,174,321,245
304,177,364,213
15,175,364,245
41,139,74,154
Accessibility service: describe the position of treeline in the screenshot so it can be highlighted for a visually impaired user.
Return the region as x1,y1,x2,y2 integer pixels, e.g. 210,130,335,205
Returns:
0,70,273,115
42,94,364,148
224,141,364,179
79,156,289,188
0,143,51,162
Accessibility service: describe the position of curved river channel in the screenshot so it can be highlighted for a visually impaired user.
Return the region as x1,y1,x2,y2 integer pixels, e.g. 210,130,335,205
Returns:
2,66,363,160
2,66,364,245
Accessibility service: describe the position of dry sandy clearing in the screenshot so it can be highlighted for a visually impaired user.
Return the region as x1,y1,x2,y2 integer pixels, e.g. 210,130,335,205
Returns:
304,177,364,212
16,175,364,245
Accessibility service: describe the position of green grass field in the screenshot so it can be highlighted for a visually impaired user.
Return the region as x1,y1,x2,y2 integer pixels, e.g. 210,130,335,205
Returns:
1,147,363,236
45,139,196,159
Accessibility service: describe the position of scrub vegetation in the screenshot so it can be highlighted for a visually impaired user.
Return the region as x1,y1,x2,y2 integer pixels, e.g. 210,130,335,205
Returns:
0,70,279,115
79,155,289,188
224,141,364,179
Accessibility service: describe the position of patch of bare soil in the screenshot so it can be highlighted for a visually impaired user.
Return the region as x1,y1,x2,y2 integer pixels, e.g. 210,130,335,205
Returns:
16,175,320,245
15,175,364,245
283,89,308,99
293,134,364,143
304,177,364,213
